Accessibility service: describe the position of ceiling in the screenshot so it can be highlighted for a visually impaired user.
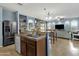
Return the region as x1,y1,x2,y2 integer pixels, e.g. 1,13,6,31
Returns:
0,3,79,20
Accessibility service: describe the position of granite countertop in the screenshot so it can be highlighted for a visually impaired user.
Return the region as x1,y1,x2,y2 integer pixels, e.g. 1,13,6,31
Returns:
20,33,46,41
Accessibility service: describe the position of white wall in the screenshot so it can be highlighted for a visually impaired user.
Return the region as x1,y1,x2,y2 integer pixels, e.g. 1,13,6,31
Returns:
0,7,3,47
0,6,17,46
2,8,16,21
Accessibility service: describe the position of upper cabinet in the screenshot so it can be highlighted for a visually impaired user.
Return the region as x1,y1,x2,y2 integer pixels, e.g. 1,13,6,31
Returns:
27,16,35,31
71,20,78,31
19,14,27,33
64,20,71,31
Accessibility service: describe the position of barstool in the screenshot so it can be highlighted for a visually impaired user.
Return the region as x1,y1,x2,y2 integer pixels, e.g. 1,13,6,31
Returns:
51,30,57,44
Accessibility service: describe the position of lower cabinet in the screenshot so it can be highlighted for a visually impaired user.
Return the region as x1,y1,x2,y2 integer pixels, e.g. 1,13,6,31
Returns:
26,44,36,56
20,35,46,56
21,39,36,56
21,40,27,56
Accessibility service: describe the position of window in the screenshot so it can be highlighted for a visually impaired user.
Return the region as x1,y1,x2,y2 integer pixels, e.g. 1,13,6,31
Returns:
65,21,69,25
71,20,78,27
27,19,34,31
71,20,78,31
40,23,45,32
47,23,51,29
52,22,55,25
57,21,62,24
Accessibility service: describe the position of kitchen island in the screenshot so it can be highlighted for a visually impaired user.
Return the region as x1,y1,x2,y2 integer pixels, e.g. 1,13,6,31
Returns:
20,33,46,56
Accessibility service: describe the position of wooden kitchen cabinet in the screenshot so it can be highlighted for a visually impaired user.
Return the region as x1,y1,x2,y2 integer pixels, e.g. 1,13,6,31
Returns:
21,40,27,56
21,38,36,56
20,34,46,56
26,44,36,56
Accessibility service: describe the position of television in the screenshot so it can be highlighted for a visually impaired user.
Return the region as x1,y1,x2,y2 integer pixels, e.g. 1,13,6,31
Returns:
55,24,64,29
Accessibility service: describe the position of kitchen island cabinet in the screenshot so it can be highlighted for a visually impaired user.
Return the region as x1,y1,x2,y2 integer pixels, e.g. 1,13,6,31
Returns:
20,34,46,56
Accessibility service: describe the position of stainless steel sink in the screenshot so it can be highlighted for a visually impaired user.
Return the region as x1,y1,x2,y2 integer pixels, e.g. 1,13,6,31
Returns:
27,34,33,37
27,34,41,38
